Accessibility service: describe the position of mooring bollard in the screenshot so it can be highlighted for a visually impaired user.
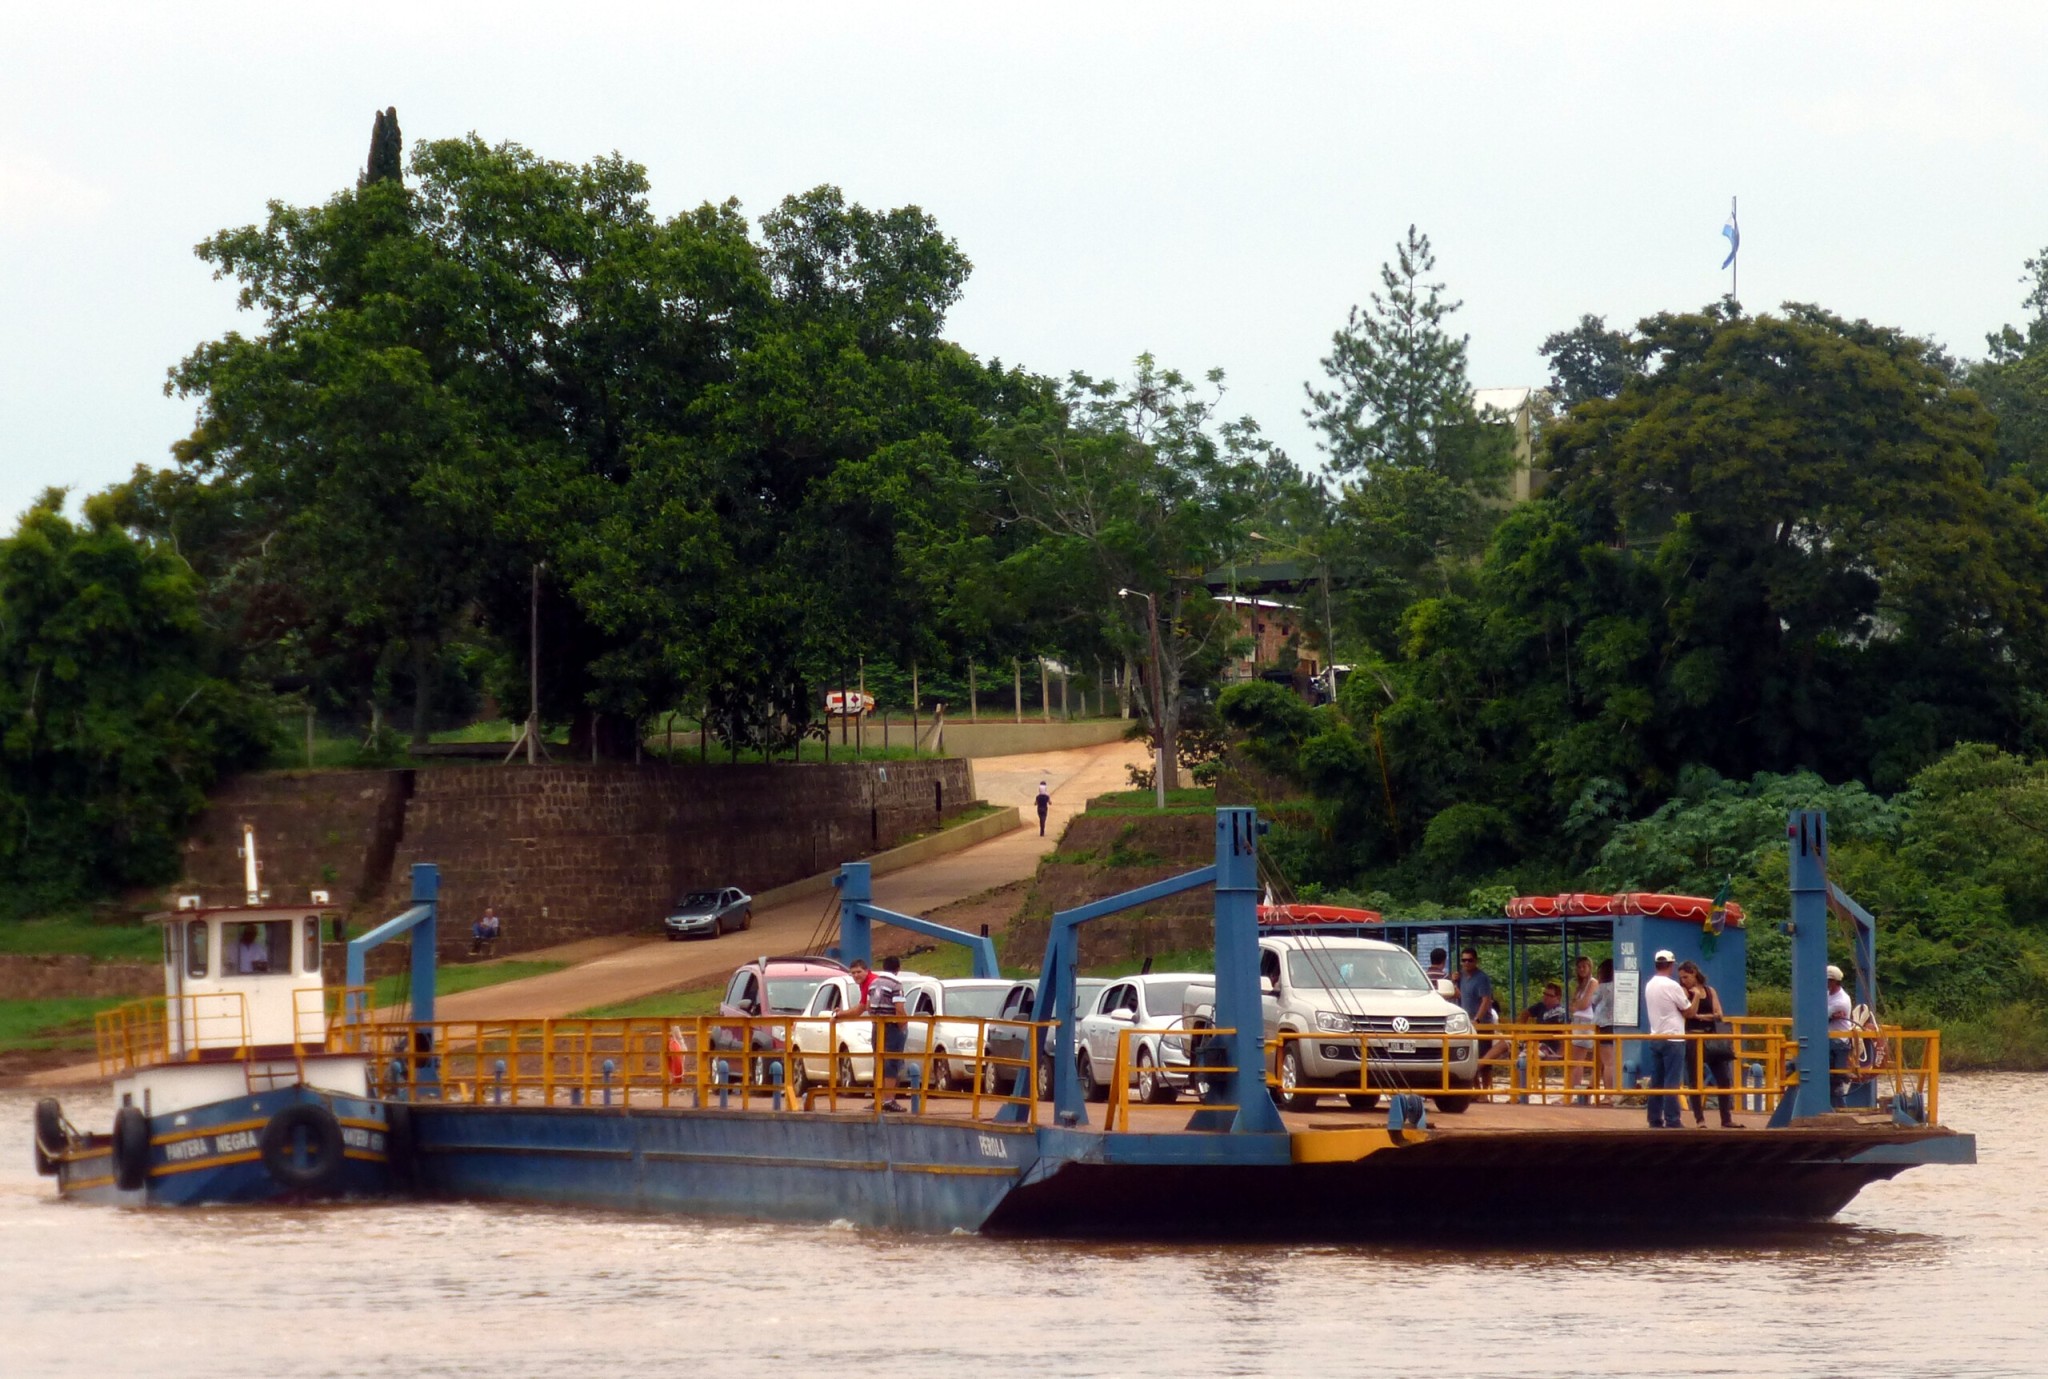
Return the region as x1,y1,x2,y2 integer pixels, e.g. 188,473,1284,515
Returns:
492,1059,507,1106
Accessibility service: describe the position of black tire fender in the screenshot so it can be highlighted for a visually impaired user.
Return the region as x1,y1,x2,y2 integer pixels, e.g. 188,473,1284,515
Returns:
259,1103,347,1194
33,1098,64,1177
112,1105,151,1192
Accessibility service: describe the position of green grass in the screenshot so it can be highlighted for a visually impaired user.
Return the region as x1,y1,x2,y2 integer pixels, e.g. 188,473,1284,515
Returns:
370,959,566,1007
1083,947,1215,980
651,738,941,766
0,997,130,1053
0,912,160,961
575,987,729,1020
1084,787,1218,815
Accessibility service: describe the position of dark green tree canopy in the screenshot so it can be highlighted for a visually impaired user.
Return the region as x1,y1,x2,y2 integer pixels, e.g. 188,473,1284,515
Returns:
0,492,270,909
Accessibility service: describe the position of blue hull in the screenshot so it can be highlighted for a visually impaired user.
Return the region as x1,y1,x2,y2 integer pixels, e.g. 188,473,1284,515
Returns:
56,1085,394,1207
408,1103,1034,1232
399,1101,1977,1237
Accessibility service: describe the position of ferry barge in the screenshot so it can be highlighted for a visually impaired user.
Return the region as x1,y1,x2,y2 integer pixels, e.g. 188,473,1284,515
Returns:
357,807,1973,1235
32,828,394,1204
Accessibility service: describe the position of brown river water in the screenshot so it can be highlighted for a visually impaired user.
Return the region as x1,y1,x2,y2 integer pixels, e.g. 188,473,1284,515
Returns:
4,1076,2042,1379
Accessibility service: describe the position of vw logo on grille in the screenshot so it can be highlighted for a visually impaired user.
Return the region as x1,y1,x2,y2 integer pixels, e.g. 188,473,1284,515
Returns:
1391,1016,1410,1034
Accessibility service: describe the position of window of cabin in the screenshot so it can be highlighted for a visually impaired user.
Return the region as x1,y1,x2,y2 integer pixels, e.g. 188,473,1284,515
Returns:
302,917,321,975
186,921,209,979
229,921,291,975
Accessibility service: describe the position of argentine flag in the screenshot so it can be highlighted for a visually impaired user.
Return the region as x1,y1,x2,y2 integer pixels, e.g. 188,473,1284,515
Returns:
1721,209,1740,270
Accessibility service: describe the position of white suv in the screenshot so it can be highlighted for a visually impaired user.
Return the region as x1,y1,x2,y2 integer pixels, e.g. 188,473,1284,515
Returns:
1184,937,1477,1113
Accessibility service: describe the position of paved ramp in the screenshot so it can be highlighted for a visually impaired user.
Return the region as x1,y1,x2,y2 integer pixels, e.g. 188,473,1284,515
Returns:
432,736,1147,1019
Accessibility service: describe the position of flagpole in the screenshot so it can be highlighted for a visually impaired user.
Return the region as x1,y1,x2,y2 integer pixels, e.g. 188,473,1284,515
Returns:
1731,195,1738,303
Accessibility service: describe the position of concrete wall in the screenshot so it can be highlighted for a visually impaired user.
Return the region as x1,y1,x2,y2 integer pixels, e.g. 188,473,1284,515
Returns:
0,954,160,1001
180,771,411,912
173,758,974,971
923,719,1130,758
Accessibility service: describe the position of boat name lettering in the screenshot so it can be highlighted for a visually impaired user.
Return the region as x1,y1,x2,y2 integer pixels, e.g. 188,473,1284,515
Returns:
341,1127,385,1152
977,1133,1009,1159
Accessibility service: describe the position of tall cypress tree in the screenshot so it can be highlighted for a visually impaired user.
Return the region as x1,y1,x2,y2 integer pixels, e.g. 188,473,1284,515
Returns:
360,107,403,187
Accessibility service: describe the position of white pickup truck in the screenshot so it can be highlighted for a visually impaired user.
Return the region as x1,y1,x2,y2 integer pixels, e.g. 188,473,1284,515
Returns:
1182,935,1477,1113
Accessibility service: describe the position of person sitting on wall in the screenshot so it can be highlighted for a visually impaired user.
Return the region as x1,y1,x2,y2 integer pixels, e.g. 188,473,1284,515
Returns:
471,906,501,959
235,924,269,974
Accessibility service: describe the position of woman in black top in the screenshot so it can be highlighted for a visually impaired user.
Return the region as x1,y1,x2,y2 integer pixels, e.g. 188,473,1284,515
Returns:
1678,960,1735,1127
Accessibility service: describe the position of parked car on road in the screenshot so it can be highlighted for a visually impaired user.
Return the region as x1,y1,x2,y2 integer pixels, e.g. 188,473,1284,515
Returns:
665,887,753,939
1182,936,1476,1113
1076,973,1205,1104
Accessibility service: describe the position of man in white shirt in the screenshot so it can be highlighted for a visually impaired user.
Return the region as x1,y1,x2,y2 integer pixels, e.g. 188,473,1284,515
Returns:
1641,950,1691,1128
234,924,269,974
1826,964,1853,1107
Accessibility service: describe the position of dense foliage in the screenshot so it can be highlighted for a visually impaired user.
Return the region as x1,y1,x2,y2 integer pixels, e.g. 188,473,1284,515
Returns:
0,495,269,911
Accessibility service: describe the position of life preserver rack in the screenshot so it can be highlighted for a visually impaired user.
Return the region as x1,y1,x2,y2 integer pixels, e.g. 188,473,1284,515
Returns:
1257,903,1383,926
1504,892,1745,926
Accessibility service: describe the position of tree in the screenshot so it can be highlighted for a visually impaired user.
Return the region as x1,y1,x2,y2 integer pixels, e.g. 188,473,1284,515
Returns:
168,120,492,745
1539,314,1640,409
0,493,270,910
1972,244,2048,491
996,357,1287,788
1305,226,1514,642
360,107,403,187
1548,301,2048,788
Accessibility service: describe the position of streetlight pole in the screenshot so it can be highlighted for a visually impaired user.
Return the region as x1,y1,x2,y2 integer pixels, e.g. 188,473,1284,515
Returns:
1119,587,1170,809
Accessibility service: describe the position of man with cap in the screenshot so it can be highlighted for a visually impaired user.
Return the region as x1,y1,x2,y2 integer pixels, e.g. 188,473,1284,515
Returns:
1826,964,1853,1108
1641,949,1691,1128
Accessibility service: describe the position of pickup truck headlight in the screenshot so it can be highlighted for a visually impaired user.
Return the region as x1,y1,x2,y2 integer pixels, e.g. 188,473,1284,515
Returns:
1313,1010,1351,1033
1445,1012,1473,1035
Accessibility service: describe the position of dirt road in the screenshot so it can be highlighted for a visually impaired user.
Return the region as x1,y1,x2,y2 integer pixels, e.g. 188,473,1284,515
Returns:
429,735,1145,1020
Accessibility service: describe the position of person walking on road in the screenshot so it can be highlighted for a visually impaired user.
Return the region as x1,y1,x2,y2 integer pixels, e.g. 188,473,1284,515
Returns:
1035,779,1051,836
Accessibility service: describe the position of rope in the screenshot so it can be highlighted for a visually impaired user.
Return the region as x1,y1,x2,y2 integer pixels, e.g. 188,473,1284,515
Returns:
804,892,841,960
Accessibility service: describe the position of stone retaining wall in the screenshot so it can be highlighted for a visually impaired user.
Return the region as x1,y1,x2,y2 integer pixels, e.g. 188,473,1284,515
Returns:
0,954,159,1001
168,759,973,970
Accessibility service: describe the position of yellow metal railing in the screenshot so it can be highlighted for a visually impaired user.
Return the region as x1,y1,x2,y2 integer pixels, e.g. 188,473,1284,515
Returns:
364,1013,1050,1125
94,992,250,1076
352,1011,1942,1128
1106,1025,1239,1132
1264,1022,1942,1121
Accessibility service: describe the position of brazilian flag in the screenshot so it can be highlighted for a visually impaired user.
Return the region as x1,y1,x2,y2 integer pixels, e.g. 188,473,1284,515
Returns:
1702,876,1731,956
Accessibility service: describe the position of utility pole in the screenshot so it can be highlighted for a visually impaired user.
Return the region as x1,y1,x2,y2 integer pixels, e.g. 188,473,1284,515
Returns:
528,560,540,765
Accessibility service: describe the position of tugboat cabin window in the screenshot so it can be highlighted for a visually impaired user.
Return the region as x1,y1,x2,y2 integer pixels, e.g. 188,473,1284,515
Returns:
303,916,320,974
185,921,208,978
229,921,293,975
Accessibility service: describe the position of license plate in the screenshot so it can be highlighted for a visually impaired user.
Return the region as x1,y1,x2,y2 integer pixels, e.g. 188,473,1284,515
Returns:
1384,1040,1416,1055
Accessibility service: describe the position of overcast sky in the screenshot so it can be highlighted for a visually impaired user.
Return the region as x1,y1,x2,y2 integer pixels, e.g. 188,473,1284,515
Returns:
6,3,2048,526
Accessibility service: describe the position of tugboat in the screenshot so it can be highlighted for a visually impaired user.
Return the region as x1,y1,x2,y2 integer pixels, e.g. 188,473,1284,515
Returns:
31,826,395,1204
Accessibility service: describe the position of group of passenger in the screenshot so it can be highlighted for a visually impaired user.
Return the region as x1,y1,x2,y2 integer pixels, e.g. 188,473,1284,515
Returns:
1442,944,1738,1126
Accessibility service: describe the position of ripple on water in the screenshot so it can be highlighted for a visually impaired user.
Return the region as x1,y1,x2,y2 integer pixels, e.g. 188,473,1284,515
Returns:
2,1080,2044,1378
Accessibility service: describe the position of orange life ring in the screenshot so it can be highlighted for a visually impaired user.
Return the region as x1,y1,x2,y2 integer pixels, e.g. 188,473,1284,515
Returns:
1504,892,1744,925
1257,903,1382,925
